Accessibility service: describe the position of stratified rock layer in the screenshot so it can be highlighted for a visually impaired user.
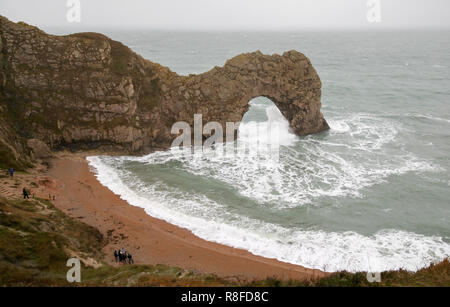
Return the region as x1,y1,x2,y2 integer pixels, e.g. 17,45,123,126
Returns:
0,16,328,165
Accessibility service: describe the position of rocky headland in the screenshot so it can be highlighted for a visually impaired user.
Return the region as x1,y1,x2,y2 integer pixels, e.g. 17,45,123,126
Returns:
0,16,328,169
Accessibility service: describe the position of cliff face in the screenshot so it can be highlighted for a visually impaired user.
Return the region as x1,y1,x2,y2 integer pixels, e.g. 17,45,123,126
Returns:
0,16,328,167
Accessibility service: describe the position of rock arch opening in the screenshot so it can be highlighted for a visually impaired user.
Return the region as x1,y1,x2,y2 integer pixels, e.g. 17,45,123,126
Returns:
238,97,298,147
241,97,277,124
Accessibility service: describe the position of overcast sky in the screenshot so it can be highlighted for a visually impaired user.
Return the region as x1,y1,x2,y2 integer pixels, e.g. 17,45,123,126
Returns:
1,0,449,31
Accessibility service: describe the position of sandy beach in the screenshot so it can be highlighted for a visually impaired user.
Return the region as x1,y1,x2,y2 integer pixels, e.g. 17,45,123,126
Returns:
42,154,327,281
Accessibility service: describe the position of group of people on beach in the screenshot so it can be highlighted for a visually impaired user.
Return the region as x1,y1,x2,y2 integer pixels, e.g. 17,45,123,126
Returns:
114,248,134,264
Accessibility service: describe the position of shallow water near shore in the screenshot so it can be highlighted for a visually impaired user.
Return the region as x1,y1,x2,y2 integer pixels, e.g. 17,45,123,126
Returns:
75,30,450,273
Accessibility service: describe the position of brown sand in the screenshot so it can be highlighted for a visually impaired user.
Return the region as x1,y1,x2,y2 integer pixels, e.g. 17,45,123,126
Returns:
46,154,327,281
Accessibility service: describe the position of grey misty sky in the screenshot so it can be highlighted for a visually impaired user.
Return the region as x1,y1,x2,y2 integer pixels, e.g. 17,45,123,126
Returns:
1,0,449,30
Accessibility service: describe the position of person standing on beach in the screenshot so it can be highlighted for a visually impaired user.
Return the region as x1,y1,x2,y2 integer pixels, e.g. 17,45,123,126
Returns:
119,248,125,264
114,250,119,263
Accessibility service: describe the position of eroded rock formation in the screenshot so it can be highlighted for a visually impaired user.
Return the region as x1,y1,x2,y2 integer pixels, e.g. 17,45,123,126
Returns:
0,16,328,167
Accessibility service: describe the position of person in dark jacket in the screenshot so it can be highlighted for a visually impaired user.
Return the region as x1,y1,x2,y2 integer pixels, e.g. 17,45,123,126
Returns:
9,168,14,177
114,250,119,263
127,252,134,264
23,187,29,199
119,248,125,264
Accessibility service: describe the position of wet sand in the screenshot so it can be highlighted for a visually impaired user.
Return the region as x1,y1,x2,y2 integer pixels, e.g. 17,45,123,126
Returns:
47,154,327,281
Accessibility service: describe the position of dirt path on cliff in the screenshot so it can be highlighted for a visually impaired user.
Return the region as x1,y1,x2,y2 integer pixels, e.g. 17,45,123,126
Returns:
46,154,327,281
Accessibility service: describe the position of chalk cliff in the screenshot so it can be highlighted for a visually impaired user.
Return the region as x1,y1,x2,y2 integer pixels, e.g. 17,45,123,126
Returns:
0,16,328,168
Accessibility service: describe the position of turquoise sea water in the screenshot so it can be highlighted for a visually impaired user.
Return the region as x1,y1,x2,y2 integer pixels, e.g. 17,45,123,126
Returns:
49,29,450,272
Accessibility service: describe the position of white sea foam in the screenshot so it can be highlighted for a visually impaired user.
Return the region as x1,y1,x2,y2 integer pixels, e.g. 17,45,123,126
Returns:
87,155,450,272
413,114,450,124
85,106,448,273
155,112,438,207
238,105,298,147
328,119,350,133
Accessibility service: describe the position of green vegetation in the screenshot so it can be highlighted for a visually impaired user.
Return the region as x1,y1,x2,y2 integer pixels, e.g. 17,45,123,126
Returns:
139,77,161,110
80,265,232,287
0,141,31,170
69,32,109,41
109,40,133,75
0,142,18,169
0,195,448,287
0,196,103,284
249,261,450,287
16,21,40,31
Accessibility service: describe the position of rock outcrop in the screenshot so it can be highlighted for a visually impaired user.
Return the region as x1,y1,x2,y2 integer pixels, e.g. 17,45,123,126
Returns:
0,16,328,166
26,138,52,160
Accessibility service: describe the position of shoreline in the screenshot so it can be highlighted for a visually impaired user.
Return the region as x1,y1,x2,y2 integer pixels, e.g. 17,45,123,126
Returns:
46,153,327,281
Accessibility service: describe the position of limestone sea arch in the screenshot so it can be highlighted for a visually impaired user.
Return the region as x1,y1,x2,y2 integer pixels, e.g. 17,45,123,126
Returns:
0,16,329,167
